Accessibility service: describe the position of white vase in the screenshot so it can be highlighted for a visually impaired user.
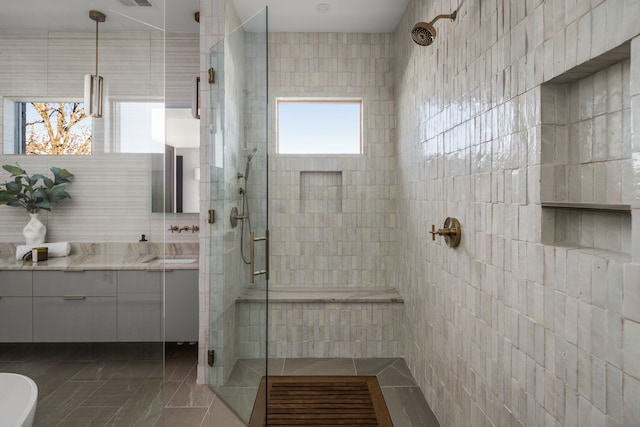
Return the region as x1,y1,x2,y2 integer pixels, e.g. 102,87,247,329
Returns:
23,213,46,245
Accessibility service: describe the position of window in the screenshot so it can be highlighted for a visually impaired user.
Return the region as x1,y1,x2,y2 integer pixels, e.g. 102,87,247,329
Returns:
277,99,362,154
3,100,92,155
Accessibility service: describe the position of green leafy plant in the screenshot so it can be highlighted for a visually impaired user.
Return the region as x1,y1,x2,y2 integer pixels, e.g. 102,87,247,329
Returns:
0,163,74,213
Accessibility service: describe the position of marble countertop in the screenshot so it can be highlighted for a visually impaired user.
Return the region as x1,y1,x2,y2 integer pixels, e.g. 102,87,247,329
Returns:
0,242,199,271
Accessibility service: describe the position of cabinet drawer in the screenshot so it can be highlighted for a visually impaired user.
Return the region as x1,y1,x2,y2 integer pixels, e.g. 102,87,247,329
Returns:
33,297,116,342
0,297,32,342
33,271,116,297
0,271,33,296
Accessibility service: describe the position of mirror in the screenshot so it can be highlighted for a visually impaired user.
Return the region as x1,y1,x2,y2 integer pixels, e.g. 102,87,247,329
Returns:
152,108,200,213
0,16,200,230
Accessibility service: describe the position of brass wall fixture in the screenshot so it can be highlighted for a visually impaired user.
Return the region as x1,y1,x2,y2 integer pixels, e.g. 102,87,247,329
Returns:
192,76,201,119
250,230,269,284
191,69,214,119
411,11,457,46
167,225,199,233
430,217,462,248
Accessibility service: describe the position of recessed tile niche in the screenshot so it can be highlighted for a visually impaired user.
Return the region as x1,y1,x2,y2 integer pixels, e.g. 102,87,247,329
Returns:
300,171,343,214
540,43,632,254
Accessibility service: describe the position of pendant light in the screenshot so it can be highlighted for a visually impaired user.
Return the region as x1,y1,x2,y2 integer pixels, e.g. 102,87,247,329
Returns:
84,10,106,118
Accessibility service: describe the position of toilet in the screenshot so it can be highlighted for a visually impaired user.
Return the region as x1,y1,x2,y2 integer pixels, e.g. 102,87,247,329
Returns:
0,373,38,427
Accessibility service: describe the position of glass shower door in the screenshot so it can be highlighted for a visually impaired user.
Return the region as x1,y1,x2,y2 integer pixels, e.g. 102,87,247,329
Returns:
208,7,268,423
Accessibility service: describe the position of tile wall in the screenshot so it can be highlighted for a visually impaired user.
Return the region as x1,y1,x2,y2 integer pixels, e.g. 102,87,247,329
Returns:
395,1,640,426
237,301,403,359
267,32,398,289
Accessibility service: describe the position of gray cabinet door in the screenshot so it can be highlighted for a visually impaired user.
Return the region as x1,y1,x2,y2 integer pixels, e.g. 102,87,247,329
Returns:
0,271,32,342
33,297,117,342
165,270,198,342
0,297,32,342
117,271,162,342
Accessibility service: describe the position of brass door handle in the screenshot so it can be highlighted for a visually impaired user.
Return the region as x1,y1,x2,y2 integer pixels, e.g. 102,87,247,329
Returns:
430,217,461,248
250,230,269,284
250,230,254,282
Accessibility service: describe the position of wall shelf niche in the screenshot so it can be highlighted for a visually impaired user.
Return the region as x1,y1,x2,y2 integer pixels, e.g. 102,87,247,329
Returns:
540,42,632,254
541,202,631,213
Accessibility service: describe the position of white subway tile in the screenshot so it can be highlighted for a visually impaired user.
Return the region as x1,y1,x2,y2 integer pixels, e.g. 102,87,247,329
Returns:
623,263,640,322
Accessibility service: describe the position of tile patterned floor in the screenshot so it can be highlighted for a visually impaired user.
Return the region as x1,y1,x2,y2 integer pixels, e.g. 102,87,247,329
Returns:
218,357,442,427
0,343,439,427
0,342,167,426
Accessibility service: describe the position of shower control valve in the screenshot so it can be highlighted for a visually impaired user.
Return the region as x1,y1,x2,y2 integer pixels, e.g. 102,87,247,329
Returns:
230,207,248,228
430,217,462,248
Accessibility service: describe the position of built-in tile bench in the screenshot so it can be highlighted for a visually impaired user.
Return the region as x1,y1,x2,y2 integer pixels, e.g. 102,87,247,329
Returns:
236,287,404,359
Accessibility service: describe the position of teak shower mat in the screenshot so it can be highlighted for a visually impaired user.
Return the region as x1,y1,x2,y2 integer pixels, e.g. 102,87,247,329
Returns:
249,375,394,426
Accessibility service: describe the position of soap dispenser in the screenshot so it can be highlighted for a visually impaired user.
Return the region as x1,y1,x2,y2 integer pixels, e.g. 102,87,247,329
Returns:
138,234,149,256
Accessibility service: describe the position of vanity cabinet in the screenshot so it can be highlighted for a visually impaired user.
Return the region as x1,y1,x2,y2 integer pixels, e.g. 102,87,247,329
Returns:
33,271,117,342
0,271,33,342
117,271,162,342
165,270,198,342
0,267,198,343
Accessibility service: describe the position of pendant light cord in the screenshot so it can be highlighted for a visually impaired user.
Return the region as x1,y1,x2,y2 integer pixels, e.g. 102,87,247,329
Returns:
95,19,99,77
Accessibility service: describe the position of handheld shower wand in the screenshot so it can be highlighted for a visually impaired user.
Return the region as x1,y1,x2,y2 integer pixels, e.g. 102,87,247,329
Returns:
244,148,258,181
237,148,258,181
233,147,258,264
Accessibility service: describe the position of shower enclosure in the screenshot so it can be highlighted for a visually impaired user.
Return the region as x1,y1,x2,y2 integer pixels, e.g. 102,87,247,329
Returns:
208,7,269,422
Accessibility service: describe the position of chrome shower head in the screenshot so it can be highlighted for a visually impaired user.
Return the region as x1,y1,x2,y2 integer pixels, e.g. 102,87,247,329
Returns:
411,11,457,46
